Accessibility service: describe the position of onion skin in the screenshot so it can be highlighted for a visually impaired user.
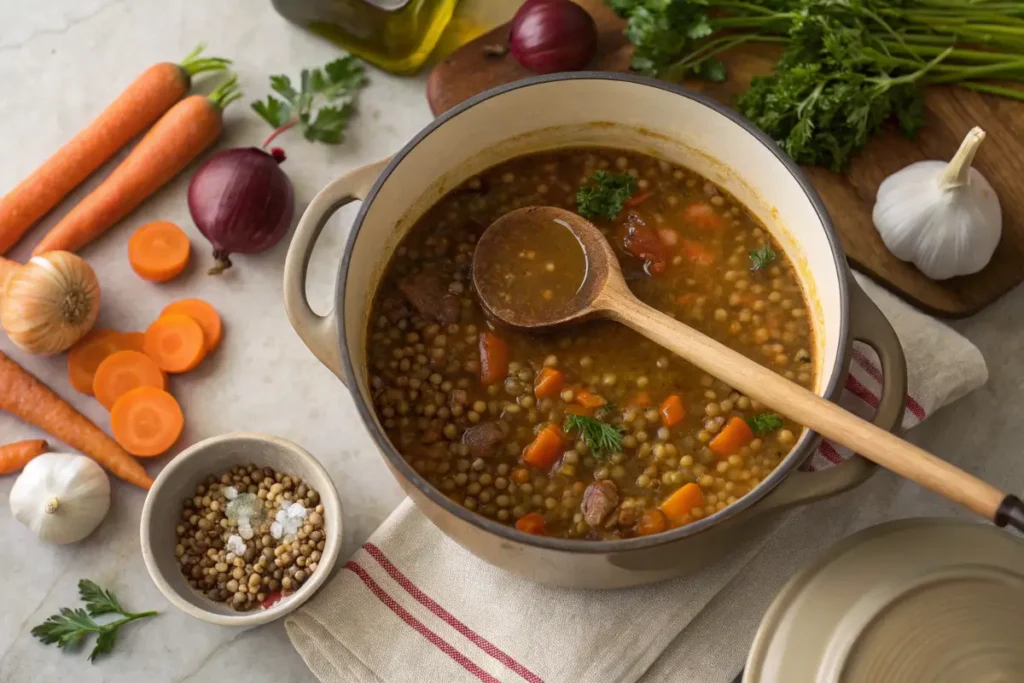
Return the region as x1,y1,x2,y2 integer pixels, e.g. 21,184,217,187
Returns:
509,0,597,74
187,147,295,275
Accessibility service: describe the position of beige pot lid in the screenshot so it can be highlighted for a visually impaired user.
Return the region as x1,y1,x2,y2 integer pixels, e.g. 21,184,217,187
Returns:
744,518,1024,683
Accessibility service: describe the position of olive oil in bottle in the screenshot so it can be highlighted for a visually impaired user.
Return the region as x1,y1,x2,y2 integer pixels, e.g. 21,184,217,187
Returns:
271,0,460,75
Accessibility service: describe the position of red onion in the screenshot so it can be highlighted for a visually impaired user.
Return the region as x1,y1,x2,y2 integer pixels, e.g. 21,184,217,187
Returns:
509,0,597,74
188,147,295,275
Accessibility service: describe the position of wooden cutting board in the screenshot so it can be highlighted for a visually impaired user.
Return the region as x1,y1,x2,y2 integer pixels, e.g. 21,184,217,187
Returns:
426,0,1024,318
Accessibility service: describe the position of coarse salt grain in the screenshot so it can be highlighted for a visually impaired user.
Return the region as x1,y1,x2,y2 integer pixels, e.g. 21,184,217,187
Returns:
270,521,283,540
274,503,307,539
226,535,246,555
223,486,238,500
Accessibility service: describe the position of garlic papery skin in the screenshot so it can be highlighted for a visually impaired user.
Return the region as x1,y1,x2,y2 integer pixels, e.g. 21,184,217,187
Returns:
0,251,100,355
10,453,110,544
872,127,1001,280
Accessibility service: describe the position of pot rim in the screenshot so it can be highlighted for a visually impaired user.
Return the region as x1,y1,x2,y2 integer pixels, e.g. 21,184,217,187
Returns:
338,71,851,553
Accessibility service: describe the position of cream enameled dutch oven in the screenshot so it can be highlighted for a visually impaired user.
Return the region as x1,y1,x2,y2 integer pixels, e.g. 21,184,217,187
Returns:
282,73,908,589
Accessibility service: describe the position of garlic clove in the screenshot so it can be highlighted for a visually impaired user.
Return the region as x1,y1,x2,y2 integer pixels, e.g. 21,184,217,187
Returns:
873,127,1001,281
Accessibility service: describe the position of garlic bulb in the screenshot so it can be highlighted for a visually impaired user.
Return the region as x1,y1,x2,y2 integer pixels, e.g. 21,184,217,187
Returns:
872,127,1001,280
0,251,100,355
9,453,110,544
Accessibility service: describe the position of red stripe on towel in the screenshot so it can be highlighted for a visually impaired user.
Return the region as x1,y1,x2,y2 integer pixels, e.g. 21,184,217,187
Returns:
819,440,844,464
851,348,926,420
364,543,545,683
345,561,501,683
844,373,880,409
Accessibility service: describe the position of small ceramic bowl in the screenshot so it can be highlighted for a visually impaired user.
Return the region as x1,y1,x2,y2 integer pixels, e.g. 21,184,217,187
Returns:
140,432,343,626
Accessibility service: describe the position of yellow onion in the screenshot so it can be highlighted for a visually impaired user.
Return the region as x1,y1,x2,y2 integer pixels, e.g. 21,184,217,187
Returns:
0,251,100,355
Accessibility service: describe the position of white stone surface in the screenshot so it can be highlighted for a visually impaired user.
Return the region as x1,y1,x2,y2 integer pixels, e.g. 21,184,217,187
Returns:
3,2,1024,683
0,1,427,680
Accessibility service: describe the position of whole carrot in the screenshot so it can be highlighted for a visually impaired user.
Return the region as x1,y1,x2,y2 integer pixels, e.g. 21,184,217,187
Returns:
32,76,241,256
0,439,48,475
0,351,153,489
0,45,230,255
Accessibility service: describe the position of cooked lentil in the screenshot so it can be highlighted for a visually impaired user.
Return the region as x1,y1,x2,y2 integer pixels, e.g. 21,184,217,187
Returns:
175,464,325,610
367,148,815,540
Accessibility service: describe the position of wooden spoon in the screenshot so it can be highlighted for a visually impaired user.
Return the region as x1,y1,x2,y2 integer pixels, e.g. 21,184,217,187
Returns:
473,206,1024,532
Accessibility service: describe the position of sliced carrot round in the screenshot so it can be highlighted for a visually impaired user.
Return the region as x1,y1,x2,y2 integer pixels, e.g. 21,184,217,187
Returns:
110,386,183,457
81,328,120,343
128,221,191,282
161,299,222,352
144,314,206,373
68,330,127,395
93,350,167,410
118,331,146,353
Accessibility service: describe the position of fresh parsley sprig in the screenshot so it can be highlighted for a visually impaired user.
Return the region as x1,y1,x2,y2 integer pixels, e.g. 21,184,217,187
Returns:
564,413,625,458
31,580,157,662
746,413,783,435
749,244,776,271
576,171,638,220
252,56,368,147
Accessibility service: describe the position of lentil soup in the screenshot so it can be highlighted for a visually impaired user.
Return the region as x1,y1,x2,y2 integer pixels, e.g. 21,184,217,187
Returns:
367,148,815,540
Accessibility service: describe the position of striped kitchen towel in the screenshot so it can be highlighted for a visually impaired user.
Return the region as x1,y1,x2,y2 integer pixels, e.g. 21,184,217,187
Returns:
286,274,988,683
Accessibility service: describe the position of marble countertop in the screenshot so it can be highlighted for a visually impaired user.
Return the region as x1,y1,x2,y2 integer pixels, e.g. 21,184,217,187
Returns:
2,2,1024,682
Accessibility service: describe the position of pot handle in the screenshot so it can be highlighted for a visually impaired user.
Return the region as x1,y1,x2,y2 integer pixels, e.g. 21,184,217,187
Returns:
283,158,390,382
758,277,908,511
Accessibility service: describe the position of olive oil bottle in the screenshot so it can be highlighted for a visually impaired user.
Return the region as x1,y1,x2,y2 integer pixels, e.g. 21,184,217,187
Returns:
272,0,461,74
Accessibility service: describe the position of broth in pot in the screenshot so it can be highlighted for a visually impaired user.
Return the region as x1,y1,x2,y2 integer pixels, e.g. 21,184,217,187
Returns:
366,148,815,540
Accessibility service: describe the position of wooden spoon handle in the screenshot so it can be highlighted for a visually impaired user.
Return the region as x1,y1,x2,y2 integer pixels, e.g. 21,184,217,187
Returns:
601,288,1010,524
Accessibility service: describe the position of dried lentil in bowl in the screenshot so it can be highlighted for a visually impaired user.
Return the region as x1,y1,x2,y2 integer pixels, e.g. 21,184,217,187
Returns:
366,148,816,540
175,464,326,611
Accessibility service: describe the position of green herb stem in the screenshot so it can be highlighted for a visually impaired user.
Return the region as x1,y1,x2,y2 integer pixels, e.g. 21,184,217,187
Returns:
926,58,1024,83
881,42,1024,63
105,611,159,629
960,80,1024,100
669,34,786,76
262,118,299,148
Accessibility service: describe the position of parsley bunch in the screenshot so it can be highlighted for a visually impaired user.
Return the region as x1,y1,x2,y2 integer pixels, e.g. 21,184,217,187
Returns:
608,0,1024,170
253,56,368,146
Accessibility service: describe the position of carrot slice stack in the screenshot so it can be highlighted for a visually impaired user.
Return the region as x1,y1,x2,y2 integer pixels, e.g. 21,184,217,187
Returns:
161,298,222,351
93,350,167,410
144,314,207,373
110,386,183,457
128,221,191,282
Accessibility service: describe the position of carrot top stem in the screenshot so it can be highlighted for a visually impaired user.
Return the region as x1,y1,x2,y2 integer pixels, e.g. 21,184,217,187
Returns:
208,74,242,110
179,43,232,77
